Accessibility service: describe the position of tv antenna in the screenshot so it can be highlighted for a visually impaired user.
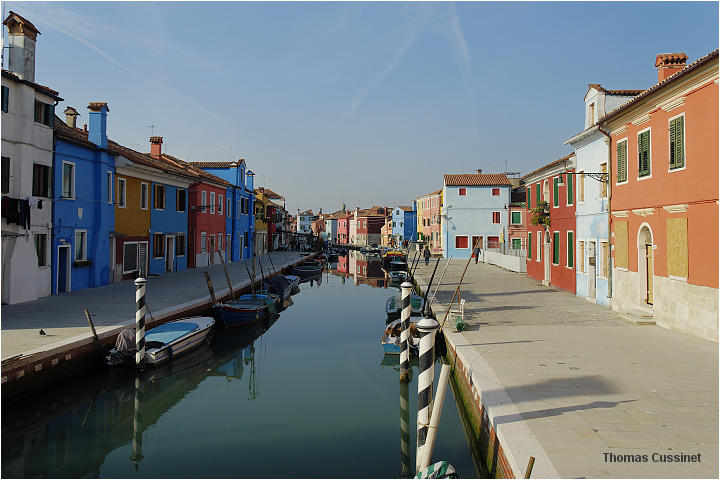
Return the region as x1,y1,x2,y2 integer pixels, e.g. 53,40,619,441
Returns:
148,124,157,136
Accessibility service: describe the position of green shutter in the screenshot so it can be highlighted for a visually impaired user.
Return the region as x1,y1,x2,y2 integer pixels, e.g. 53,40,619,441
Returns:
526,187,531,208
536,183,540,204
512,238,521,249
617,141,627,183
638,131,650,177
566,174,573,204
527,233,532,258
553,177,559,206
567,232,574,268
670,117,684,169
553,232,559,264
669,120,676,168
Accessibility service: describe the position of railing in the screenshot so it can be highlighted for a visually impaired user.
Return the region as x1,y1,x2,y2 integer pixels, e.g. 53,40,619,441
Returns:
484,244,527,257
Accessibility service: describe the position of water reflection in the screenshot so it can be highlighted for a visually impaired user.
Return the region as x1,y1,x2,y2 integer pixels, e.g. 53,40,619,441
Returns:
331,250,395,289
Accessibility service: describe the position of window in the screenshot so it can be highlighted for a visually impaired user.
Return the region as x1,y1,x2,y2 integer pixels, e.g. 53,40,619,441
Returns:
154,184,165,210
140,183,148,210
578,241,585,273
117,178,126,207
1,86,8,112
511,211,521,225
600,163,608,198
638,129,651,177
526,187,531,208
512,238,522,249
527,233,532,259
237,199,241,215
218,234,222,251
459,188,466,196
74,230,87,261
153,233,164,258
1,157,9,194
566,174,573,206
176,234,185,256
34,233,47,266
106,172,112,204
34,100,53,127
62,162,75,198
177,189,186,212
535,183,540,205
599,241,608,277
227,233,231,253
492,211,501,224
617,140,628,183
578,172,585,202
553,177,559,207
123,242,138,274
201,232,207,252
669,116,685,170
210,192,215,214
536,231,541,261
455,235,469,249
492,188,500,196
201,191,207,212
566,231,574,268
227,197,231,217
32,164,50,197
588,102,595,125
219,194,224,215
552,231,560,265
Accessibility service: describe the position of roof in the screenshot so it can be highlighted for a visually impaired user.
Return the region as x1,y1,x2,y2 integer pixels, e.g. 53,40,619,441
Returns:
259,187,284,200
397,206,413,212
191,160,246,169
299,209,314,215
521,153,575,182
3,11,40,39
2,69,62,100
443,173,512,187
160,153,231,187
417,189,442,199
587,83,644,97
598,49,719,125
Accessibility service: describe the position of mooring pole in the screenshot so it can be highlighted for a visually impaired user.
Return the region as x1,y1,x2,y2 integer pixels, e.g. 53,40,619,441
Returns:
400,378,412,478
134,277,147,369
218,248,235,299
416,317,439,472
419,363,451,470
421,258,441,316
399,281,413,382
203,271,217,305
129,375,145,470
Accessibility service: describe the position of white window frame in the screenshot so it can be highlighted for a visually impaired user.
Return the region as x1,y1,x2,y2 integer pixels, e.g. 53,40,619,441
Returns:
566,230,574,269
668,112,687,173
117,177,126,208
210,192,216,214
577,171,585,204
106,171,113,204
201,191,207,213
616,138,629,186
140,182,149,210
598,241,609,278
637,126,652,181
491,211,501,224
219,194,224,215
510,211,522,225
454,235,469,249
201,232,207,253
62,161,75,199
74,229,87,261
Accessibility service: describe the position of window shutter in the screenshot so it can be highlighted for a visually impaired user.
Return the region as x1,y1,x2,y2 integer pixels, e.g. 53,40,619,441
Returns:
527,233,532,258
617,142,626,182
639,131,650,176
536,183,540,204
553,232,560,264
567,232,574,268
566,174,573,204
674,117,684,169
669,120,676,169
553,177,559,206
526,187,531,208
1,86,8,112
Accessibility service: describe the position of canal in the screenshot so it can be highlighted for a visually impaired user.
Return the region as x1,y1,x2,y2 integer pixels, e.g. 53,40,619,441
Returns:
2,251,483,478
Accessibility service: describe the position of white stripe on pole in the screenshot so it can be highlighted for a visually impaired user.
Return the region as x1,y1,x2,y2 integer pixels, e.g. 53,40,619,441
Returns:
134,277,147,368
399,281,413,381
400,378,411,477
419,363,451,471
416,317,439,472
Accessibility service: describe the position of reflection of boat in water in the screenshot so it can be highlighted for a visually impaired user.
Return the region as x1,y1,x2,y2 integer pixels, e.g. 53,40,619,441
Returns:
292,264,323,279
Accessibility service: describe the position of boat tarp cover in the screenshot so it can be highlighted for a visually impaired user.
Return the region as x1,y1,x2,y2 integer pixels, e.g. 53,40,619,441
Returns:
265,276,291,295
114,328,136,355
145,322,199,345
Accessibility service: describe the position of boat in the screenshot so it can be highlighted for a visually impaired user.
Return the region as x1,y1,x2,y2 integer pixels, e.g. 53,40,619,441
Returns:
292,264,323,278
381,318,419,355
263,275,299,301
385,293,424,321
106,316,215,367
382,250,406,268
284,274,301,295
213,293,279,327
388,259,408,272
388,270,408,284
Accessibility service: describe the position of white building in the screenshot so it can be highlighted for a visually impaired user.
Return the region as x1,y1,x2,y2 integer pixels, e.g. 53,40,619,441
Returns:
296,209,314,233
1,12,63,304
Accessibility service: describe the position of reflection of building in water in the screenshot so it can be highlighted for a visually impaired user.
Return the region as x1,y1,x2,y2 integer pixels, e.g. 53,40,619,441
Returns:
352,252,388,288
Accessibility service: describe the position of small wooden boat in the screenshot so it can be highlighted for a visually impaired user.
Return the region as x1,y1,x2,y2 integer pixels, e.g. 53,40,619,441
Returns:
385,293,424,321
213,293,279,327
388,270,408,284
284,274,301,295
292,264,323,278
381,319,419,355
388,260,408,272
106,316,215,367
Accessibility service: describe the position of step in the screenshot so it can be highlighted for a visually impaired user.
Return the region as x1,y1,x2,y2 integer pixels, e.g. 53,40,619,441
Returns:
619,306,655,325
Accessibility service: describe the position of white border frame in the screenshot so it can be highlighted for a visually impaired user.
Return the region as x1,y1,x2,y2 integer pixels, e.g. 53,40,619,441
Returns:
454,234,469,249
577,238,585,274
140,182,149,210
577,171,585,204
56,244,71,293
201,191,207,214
154,184,166,211
61,161,76,199
636,126,652,181
219,194,224,216
536,230,542,262
153,232,165,259
122,240,139,274
116,177,126,208
552,177,560,209
210,192,216,214
492,211,502,225
615,137,629,186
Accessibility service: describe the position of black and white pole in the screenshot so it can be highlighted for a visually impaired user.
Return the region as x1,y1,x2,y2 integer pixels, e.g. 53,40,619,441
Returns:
399,281,413,382
400,378,411,478
416,317,439,472
129,375,144,470
134,277,147,368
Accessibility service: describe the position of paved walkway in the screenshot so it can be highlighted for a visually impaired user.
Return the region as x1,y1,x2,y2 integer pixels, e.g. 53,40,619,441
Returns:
414,259,718,479
1,251,307,361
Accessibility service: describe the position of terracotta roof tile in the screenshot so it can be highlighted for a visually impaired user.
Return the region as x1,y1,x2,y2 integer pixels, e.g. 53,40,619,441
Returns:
191,161,236,168
444,173,511,187
160,153,231,187
587,83,644,97
520,154,575,182
2,69,61,100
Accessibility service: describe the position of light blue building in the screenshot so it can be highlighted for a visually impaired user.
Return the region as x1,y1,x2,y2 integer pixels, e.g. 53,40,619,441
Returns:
193,160,254,261
565,85,639,306
391,204,417,244
52,103,115,294
441,173,512,259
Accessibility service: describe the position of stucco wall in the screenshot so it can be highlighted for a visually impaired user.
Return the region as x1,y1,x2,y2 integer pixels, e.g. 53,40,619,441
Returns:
479,250,527,273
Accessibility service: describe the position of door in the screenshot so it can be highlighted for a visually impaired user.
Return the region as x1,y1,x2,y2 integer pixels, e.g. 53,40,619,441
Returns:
543,231,551,284
138,242,148,277
165,236,175,272
239,236,244,260
587,241,596,298
57,245,70,293
109,236,116,283
646,245,654,304
208,236,215,265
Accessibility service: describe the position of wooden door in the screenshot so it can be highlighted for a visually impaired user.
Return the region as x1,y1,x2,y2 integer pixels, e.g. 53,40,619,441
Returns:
646,245,654,304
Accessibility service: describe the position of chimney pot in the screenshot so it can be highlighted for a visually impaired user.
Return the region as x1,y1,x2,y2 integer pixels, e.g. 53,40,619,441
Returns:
3,11,40,82
63,106,79,128
150,136,163,159
87,102,109,149
476,169,483,174
655,53,688,83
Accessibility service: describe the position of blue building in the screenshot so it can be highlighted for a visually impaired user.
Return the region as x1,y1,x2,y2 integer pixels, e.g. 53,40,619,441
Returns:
52,103,115,294
192,160,255,261
441,173,512,259
391,204,417,244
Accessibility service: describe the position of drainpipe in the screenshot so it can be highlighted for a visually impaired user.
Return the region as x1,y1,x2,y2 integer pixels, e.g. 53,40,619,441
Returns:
598,126,612,299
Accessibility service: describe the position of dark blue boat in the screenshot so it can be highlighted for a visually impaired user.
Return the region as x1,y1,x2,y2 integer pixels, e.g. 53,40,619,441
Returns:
291,264,323,279
213,293,279,328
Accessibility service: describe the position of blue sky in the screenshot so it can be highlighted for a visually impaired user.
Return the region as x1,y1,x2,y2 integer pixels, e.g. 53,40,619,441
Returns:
5,1,718,214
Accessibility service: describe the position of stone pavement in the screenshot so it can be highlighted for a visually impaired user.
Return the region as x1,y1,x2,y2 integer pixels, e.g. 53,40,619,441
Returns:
1,251,307,360
414,258,718,479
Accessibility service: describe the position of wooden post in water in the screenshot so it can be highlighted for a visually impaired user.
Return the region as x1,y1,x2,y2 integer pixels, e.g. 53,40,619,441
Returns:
218,248,235,299
83,308,99,341
416,317,439,472
203,271,217,305
129,375,145,470
524,457,535,479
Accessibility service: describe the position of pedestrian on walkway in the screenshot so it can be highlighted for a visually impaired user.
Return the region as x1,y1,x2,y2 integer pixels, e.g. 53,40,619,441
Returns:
423,245,430,265
473,244,480,264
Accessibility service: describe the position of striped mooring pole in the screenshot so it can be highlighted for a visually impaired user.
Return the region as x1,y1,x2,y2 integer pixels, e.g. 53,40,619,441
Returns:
129,375,144,470
399,281,413,382
134,277,147,369
416,317,440,472
400,378,412,478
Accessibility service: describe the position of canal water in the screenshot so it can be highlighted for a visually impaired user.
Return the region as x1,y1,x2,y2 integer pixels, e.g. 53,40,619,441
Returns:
2,251,483,478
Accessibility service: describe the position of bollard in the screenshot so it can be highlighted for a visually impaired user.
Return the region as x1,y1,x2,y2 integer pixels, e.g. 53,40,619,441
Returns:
399,281,413,382
400,378,411,478
416,317,439,472
129,375,145,470
419,363,451,470
134,277,147,369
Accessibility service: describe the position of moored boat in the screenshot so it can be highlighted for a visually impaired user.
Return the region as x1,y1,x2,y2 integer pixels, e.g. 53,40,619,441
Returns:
213,293,279,327
381,318,419,355
385,293,424,321
292,264,323,278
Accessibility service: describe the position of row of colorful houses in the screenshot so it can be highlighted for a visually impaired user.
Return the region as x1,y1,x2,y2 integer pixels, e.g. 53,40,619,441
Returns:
0,11,290,304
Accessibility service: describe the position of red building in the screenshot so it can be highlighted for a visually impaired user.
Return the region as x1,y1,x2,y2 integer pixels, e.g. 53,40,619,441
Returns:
356,206,388,246
522,154,576,292
336,254,348,276
337,213,352,244
507,185,528,251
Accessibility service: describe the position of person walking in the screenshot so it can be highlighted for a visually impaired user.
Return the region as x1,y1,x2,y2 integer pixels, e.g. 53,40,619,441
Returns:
473,243,481,264
423,245,430,265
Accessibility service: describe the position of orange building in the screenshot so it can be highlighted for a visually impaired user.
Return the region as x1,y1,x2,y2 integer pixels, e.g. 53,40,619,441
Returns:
599,50,718,341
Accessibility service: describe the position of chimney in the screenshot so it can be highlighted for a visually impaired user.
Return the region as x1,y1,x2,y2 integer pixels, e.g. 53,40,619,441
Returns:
655,53,688,83
476,169,483,174
150,136,163,159
3,11,40,82
64,107,79,128
87,102,109,149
